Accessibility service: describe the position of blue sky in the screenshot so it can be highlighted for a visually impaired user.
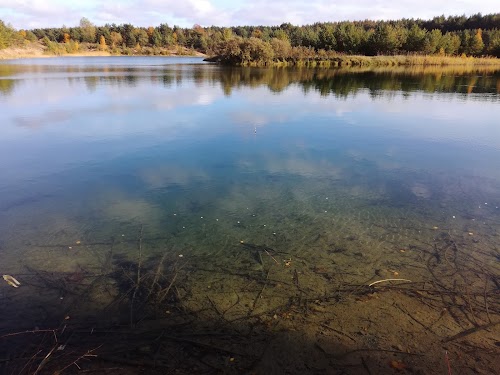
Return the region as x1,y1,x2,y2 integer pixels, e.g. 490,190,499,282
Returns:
0,0,498,29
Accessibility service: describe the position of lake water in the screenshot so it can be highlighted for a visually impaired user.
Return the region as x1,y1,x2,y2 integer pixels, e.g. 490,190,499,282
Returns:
0,57,499,374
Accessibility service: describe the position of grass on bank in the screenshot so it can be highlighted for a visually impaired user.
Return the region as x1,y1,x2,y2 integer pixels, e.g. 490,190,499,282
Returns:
227,54,500,68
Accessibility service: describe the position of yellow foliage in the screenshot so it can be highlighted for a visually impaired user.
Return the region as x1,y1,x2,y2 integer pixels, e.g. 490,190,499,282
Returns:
252,29,263,38
99,35,107,50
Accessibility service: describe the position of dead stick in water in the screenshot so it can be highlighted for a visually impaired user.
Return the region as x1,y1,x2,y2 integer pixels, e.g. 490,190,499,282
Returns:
130,225,144,327
369,278,412,287
483,277,491,323
252,269,270,310
264,249,279,264
442,321,500,343
157,271,178,303
33,344,57,375
147,252,168,299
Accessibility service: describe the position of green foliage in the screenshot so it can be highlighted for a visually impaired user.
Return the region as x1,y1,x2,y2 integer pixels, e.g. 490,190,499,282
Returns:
0,20,24,49
369,24,407,55
334,22,366,53
2,13,499,60
483,29,500,57
318,24,336,51
133,29,149,46
240,37,274,63
423,29,443,54
79,17,96,43
404,25,427,52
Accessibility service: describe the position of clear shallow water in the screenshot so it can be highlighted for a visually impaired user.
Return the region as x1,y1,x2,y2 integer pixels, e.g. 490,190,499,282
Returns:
0,57,499,373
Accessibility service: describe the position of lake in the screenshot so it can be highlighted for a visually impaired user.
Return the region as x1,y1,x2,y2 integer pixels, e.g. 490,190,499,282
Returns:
0,56,499,374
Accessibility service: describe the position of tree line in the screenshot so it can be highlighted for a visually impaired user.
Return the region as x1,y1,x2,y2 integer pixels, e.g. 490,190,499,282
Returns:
1,13,499,59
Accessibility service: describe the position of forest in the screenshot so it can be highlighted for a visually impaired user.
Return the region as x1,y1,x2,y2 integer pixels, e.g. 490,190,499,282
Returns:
1,13,500,63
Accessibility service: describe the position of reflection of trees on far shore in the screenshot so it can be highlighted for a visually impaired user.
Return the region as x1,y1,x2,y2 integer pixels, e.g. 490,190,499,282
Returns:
215,66,500,99
0,62,499,99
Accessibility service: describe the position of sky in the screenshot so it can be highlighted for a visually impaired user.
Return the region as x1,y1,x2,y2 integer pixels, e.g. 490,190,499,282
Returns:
0,0,498,29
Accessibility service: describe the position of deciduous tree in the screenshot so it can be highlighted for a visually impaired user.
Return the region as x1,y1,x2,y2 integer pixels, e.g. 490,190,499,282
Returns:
80,17,96,43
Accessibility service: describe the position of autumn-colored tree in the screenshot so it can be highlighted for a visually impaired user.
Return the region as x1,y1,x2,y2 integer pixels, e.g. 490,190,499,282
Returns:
471,28,485,55
99,35,107,50
110,31,123,48
461,29,485,55
252,29,263,39
240,37,274,63
270,38,291,60
63,33,70,43
193,24,204,35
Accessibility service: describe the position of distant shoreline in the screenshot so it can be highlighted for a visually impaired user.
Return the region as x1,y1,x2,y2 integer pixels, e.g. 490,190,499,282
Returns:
0,43,206,60
2,44,499,70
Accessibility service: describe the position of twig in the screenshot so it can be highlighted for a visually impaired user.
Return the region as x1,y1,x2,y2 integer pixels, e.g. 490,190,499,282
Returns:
18,349,42,375
263,249,279,264
56,345,102,373
335,348,424,359
0,329,57,339
161,335,248,356
320,323,357,343
207,296,224,318
368,278,412,287
464,284,478,325
445,350,452,375
361,356,373,375
483,277,491,323
393,303,435,334
147,252,168,300
137,224,143,285
33,344,57,375
130,225,144,327
442,321,500,343
157,271,178,303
